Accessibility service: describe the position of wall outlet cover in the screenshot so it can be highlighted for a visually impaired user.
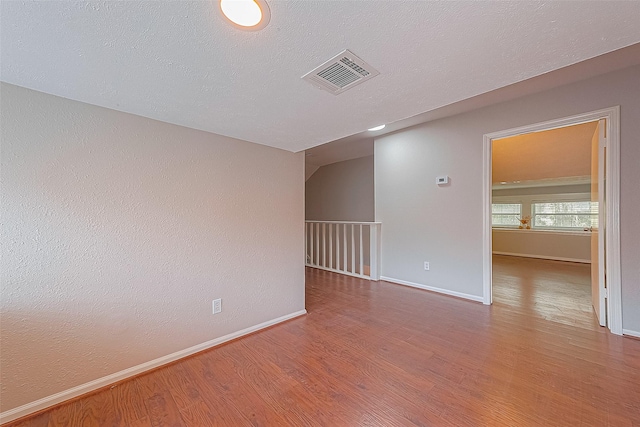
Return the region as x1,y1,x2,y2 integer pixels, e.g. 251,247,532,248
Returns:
213,298,222,314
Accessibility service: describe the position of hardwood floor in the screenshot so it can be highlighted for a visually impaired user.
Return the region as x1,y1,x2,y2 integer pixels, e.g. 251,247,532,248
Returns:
492,254,599,331
8,264,640,426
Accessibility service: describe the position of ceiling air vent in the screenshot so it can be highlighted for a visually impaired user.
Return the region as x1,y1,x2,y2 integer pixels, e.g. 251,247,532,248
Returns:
302,49,379,95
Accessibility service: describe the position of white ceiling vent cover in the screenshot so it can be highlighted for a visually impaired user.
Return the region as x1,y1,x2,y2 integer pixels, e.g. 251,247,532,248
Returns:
302,49,379,95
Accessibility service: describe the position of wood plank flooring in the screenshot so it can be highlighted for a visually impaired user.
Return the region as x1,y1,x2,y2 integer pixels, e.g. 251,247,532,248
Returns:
7,261,640,426
492,255,598,330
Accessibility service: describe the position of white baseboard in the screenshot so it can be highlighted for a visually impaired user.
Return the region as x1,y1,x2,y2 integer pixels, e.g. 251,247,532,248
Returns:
622,329,640,339
0,309,307,425
379,276,483,303
492,251,590,264
306,263,370,280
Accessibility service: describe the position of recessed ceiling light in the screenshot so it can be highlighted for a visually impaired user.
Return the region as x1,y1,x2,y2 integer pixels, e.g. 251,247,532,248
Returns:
219,0,270,31
368,125,385,131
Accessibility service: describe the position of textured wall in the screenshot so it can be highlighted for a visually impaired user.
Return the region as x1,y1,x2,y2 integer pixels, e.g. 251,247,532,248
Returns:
0,83,305,411
305,156,374,221
375,65,640,331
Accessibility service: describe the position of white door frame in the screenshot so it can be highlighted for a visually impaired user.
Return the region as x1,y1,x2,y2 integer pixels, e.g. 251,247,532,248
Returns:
482,106,622,335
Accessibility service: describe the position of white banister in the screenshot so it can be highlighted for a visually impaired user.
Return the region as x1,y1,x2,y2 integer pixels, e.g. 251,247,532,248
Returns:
350,224,355,274
322,222,326,267
359,224,363,275
342,224,347,272
315,222,319,266
328,223,333,270
369,223,381,280
308,222,313,264
305,221,381,280
335,224,340,271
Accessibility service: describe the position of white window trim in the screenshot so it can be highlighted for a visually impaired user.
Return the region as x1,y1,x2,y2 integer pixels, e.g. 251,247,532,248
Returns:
530,193,595,231
491,200,523,228
493,193,594,232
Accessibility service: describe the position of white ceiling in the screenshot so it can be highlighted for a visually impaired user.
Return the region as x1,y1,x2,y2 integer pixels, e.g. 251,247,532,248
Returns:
493,121,597,184
2,1,640,153
306,43,640,168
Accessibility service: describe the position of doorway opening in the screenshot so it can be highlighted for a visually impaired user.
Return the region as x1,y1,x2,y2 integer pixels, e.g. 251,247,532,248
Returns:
482,107,622,335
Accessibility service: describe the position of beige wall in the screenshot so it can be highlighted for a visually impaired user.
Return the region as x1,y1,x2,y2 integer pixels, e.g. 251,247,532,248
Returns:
375,65,640,332
306,155,374,221
0,83,305,412
493,230,591,263
492,122,596,183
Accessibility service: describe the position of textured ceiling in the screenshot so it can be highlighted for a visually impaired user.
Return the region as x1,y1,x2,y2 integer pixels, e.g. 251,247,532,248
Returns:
2,1,640,153
305,43,640,168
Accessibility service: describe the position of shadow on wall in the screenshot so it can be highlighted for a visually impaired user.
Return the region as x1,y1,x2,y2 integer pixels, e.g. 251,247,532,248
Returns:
305,156,375,223
1,82,305,414
0,307,153,412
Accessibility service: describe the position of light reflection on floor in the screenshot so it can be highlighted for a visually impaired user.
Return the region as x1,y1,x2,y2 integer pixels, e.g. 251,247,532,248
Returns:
492,255,599,331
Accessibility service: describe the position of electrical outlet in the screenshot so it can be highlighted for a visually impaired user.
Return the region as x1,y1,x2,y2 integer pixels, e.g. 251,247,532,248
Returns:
424,262,430,271
212,298,222,314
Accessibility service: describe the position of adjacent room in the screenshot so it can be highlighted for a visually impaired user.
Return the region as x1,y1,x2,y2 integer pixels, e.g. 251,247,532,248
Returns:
2,1,640,426
491,122,601,330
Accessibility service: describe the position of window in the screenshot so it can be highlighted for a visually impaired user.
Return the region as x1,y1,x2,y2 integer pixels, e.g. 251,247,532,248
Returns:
492,203,521,227
532,201,598,229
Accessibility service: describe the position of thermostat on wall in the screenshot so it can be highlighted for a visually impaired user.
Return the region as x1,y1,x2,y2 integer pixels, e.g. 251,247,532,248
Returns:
436,176,449,185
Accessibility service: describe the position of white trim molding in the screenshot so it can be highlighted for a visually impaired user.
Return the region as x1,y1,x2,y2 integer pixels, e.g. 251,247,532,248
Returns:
622,329,640,339
0,310,307,425
482,127,493,305
493,251,590,264
307,264,370,280
380,276,483,303
492,175,591,190
483,106,622,335
492,228,591,237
